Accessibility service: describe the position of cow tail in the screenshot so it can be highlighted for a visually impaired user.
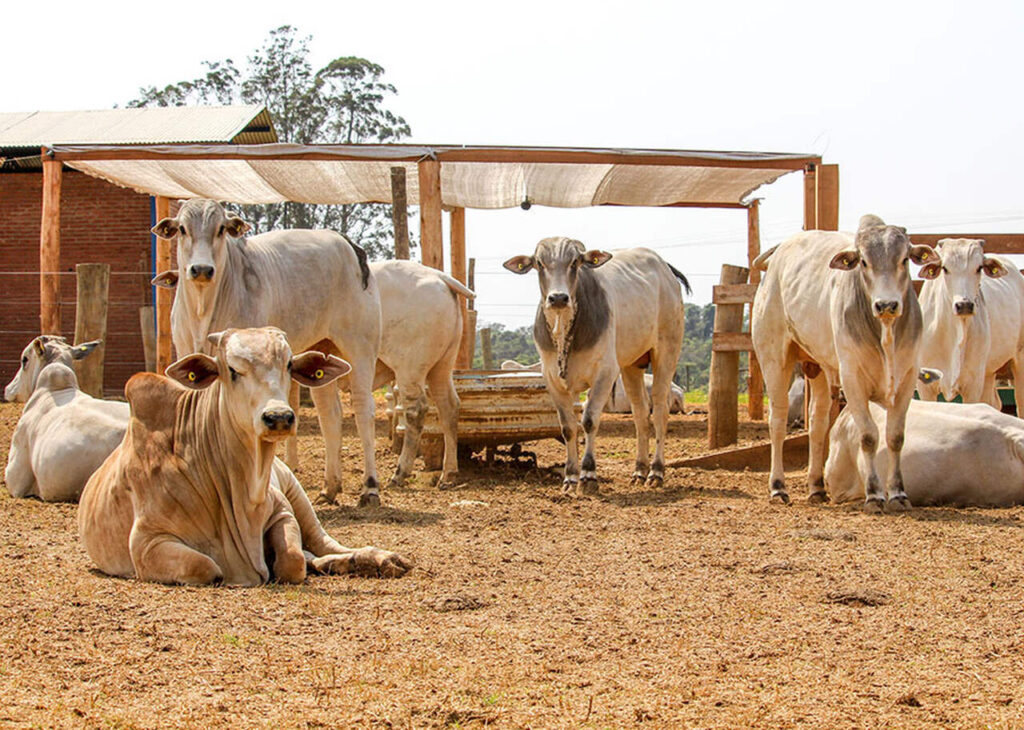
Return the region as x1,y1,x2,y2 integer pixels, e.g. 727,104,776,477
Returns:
437,272,476,299
752,244,779,271
345,238,371,290
666,263,693,296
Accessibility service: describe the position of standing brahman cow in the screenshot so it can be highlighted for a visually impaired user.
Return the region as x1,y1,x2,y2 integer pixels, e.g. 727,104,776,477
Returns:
504,238,689,494
151,200,382,507
78,327,411,586
5,336,128,502
751,215,937,511
826,400,1024,506
917,238,1024,413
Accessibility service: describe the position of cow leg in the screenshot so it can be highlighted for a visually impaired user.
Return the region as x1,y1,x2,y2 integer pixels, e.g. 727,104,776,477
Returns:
763,357,794,504
548,382,581,494
389,378,428,489
805,371,832,503
348,363,382,508
883,373,917,511
578,370,616,496
285,381,300,470
130,532,223,586
3,439,36,499
981,371,1001,410
310,382,346,504
619,367,650,484
647,356,678,490
426,362,461,488
841,379,885,513
264,514,307,584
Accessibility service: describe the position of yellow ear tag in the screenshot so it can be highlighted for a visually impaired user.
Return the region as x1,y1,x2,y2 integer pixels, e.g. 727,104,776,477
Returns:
593,256,599,264
315,369,324,379
518,262,523,270
188,371,196,382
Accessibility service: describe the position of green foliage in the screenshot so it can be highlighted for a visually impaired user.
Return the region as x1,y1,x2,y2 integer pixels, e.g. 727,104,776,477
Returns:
129,26,413,259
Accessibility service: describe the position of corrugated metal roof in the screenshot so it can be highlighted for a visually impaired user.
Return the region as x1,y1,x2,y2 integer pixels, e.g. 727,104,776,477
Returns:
0,106,277,170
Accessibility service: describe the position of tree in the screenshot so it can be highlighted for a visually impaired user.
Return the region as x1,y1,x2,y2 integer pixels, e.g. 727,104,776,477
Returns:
129,26,413,259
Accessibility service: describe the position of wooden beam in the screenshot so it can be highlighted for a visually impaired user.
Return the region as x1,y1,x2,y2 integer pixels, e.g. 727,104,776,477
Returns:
450,208,473,369
803,164,817,231
39,154,62,335
910,233,1024,255
746,200,764,421
390,166,410,259
712,283,758,305
711,332,753,352
418,160,443,270
73,263,110,397
154,196,173,372
817,164,839,231
708,264,749,449
669,434,809,472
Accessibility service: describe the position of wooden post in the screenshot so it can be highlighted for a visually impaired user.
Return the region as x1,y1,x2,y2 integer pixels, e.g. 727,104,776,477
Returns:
72,263,110,397
154,196,173,372
708,264,749,449
417,159,443,270
817,164,839,231
746,201,764,421
39,152,62,335
480,327,494,370
450,207,473,369
803,164,818,231
139,306,156,372
463,258,477,369
391,166,410,260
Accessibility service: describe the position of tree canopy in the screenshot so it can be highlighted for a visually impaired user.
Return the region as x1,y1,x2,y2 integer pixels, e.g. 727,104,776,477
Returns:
129,26,412,259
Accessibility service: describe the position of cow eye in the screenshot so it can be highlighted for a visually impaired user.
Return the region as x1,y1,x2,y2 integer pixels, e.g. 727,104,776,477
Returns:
218,225,226,237
977,266,984,274
287,359,293,371
942,266,948,274
21,356,27,365
861,260,867,268
229,366,239,382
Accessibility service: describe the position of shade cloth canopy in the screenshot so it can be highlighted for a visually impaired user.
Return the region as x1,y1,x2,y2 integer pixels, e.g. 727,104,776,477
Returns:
49,144,818,209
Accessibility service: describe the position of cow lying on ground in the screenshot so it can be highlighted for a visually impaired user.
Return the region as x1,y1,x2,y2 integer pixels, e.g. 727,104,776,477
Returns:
5,337,128,502
500,361,686,413
751,215,937,511
151,199,382,507
917,238,1024,413
156,259,475,488
504,238,689,494
826,399,1024,506
78,327,411,586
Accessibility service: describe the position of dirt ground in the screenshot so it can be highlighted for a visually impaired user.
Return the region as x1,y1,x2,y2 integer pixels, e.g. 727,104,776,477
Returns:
2,399,1024,729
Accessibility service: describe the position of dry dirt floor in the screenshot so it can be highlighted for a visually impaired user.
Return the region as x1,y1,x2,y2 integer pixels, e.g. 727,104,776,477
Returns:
2,399,1024,729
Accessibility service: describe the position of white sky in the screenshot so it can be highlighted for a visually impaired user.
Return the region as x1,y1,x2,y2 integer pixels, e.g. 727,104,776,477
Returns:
5,0,1024,326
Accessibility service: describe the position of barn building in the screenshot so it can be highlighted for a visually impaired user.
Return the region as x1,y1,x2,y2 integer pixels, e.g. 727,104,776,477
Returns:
0,106,276,395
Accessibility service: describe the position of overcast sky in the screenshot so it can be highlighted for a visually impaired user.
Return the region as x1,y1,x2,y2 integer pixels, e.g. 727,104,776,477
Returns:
5,0,1023,326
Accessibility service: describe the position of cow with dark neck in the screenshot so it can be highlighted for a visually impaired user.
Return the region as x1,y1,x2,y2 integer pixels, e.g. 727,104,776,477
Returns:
505,237,689,495
152,199,382,508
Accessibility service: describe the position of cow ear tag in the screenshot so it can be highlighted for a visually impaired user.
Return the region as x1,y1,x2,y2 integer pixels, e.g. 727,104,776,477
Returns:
592,256,599,264
518,262,523,270
315,368,324,379
188,371,197,382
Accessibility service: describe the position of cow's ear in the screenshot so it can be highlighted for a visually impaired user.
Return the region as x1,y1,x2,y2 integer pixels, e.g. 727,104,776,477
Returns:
503,255,534,274
918,262,941,280
223,215,250,238
983,257,1008,279
71,340,102,360
152,217,180,239
290,351,351,388
581,250,613,268
829,249,860,270
165,354,219,390
151,270,179,289
909,245,937,265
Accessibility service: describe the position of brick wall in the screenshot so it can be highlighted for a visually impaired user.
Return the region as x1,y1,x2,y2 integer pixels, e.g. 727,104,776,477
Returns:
0,170,153,397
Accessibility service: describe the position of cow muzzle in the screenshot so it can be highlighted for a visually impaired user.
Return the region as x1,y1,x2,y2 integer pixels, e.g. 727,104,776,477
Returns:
546,292,570,309
873,300,901,318
189,264,215,283
954,299,975,316
261,407,296,437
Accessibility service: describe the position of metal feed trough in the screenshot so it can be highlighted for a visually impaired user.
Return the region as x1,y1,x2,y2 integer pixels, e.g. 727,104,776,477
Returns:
390,370,580,469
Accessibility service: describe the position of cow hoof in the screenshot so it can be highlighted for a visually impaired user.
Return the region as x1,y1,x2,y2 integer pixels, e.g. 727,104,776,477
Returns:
387,473,408,490
561,479,578,495
807,491,830,504
314,491,338,506
358,492,381,509
437,473,459,490
886,495,912,512
630,472,646,486
862,498,885,514
645,474,664,490
769,491,790,505
579,478,600,497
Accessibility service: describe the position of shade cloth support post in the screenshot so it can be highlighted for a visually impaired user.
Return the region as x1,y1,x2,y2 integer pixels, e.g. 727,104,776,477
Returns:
708,265,749,449
40,151,62,335
418,160,443,270
391,166,410,260
155,196,173,372
817,164,839,231
746,201,764,421
803,164,818,231
450,207,472,369
73,263,110,397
